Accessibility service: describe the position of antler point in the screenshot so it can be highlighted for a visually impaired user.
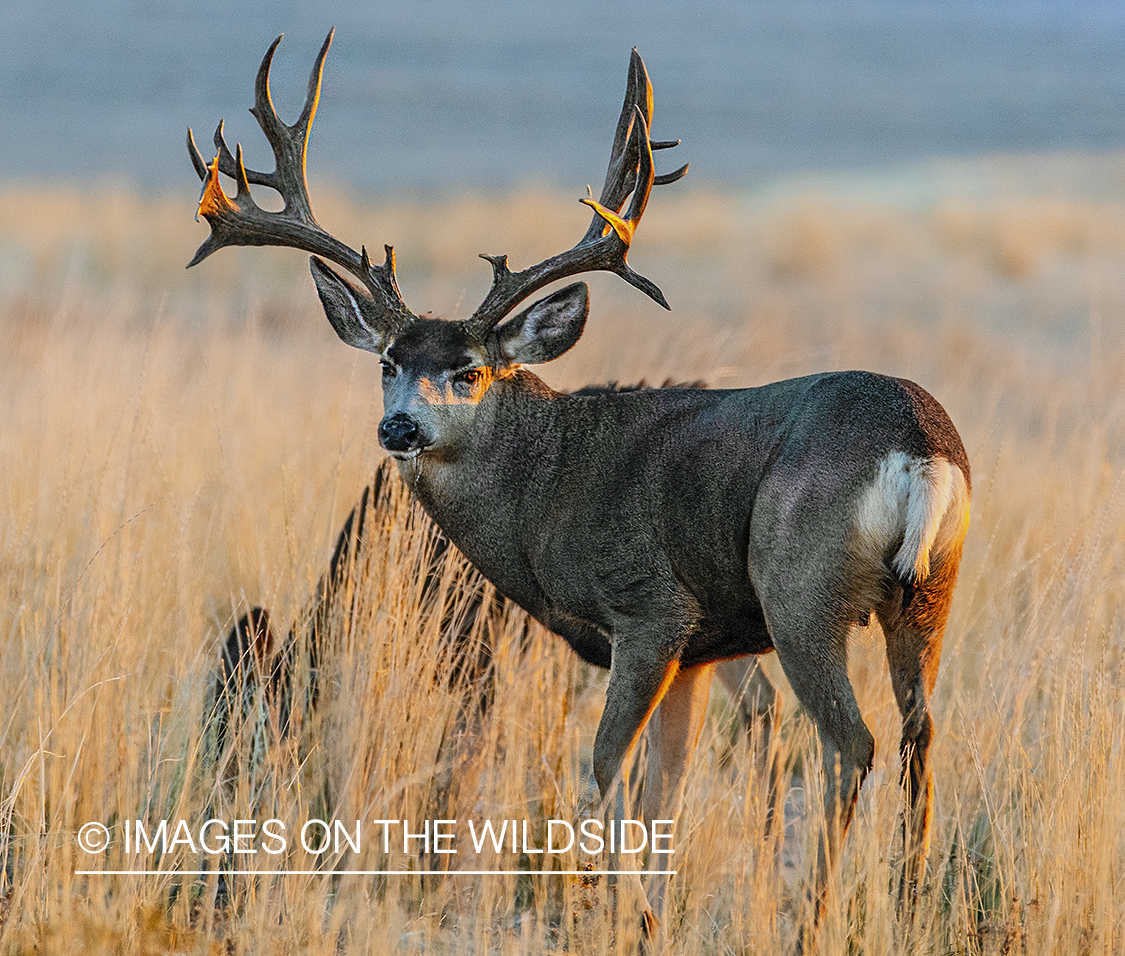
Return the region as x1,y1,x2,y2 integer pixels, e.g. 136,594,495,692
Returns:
581,197,634,245
197,154,237,219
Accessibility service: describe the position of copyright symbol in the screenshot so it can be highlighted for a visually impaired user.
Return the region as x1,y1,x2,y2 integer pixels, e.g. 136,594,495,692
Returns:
78,822,111,853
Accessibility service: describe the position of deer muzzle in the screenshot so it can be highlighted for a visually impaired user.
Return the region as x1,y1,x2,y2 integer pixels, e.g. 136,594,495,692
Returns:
379,412,427,456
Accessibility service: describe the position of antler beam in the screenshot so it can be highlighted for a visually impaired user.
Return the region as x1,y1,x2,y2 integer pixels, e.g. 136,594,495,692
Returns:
188,38,685,340
465,49,688,337
186,30,414,333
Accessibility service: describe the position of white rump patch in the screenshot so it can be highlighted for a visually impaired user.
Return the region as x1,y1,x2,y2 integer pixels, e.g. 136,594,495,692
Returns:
854,452,970,581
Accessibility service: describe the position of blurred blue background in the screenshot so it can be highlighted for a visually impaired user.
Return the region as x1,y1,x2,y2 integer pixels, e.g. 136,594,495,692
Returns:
2,0,1124,194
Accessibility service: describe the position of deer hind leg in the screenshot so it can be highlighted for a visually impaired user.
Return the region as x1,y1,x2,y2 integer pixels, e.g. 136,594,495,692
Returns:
752,594,874,950
878,545,962,915
792,645,872,949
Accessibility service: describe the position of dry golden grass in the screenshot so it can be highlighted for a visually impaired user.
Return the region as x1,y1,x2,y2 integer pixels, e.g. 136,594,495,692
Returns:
1,157,1124,954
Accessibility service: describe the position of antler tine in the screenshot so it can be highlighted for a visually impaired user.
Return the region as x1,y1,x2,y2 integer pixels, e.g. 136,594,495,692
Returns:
186,31,414,332
585,50,686,241
466,49,687,338
247,31,331,219
189,35,329,204
186,120,286,193
585,49,650,225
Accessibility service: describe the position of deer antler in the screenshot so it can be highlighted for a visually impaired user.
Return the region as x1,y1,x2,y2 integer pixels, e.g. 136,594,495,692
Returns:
187,30,414,334
188,38,684,340
465,49,688,338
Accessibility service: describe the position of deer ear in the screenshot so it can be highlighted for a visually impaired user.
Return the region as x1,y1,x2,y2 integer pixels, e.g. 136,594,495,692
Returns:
494,282,589,364
309,257,388,353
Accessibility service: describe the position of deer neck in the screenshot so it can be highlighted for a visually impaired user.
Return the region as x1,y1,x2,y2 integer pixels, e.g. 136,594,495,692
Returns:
394,367,568,541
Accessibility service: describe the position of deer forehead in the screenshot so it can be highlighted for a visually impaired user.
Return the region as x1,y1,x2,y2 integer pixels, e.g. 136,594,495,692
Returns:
385,319,489,375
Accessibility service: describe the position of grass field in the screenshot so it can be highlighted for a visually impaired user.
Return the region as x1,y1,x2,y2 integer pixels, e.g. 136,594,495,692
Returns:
1,157,1124,953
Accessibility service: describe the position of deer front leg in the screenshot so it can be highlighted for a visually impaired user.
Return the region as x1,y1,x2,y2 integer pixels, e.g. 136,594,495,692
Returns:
643,662,714,824
593,644,681,803
592,638,683,946
642,662,714,936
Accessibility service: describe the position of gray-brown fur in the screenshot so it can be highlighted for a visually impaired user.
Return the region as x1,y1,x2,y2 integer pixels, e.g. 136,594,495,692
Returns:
213,381,760,738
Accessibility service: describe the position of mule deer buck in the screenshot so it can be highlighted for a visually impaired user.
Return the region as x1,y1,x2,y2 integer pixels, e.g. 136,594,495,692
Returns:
188,31,971,947
214,424,777,740
213,425,778,817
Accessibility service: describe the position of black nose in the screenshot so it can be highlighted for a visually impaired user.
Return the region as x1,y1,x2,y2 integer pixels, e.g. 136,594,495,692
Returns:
379,413,421,452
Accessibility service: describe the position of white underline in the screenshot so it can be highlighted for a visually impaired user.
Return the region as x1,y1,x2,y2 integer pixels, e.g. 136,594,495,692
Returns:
76,869,676,877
